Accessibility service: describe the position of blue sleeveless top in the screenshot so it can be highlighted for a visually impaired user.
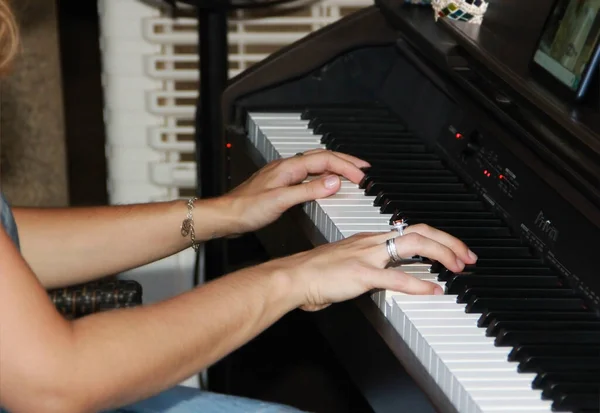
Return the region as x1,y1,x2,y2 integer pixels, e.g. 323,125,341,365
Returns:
0,194,19,412
0,192,20,250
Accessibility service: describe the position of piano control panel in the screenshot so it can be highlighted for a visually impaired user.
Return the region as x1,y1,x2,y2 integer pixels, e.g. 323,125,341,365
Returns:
439,115,599,306
449,125,520,199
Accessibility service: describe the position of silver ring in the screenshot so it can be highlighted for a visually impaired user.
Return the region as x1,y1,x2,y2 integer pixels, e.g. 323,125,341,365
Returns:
391,218,408,236
386,237,403,264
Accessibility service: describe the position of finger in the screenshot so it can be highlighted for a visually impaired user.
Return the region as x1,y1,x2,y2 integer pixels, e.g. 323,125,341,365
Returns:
301,148,371,169
270,174,341,211
277,151,366,186
366,268,443,295
404,223,477,264
368,232,465,273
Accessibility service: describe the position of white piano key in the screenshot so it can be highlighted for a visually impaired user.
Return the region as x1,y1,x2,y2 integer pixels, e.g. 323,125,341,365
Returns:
401,310,480,320
335,223,392,232
468,389,544,401
248,112,301,120
265,130,317,137
409,318,484,328
477,399,553,412
255,123,310,130
318,200,375,207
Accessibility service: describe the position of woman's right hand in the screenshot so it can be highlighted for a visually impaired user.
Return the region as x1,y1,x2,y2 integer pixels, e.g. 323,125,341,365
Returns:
262,224,478,311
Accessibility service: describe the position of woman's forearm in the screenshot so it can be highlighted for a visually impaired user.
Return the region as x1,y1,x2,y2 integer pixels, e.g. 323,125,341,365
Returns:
70,266,295,412
12,197,234,289
1,262,298,413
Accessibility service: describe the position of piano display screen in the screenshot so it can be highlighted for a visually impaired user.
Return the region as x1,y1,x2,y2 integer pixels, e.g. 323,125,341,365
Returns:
533,0,600,92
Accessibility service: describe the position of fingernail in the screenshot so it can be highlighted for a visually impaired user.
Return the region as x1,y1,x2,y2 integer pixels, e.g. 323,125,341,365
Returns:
468,249,478,261
456,258,465,271
324,175,339,189
434,286,444,295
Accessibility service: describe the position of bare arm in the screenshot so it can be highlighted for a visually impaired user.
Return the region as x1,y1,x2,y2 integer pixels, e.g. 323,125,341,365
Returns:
0,227,296,413
12,149,371,290
12,197,234,289
0,222,475,413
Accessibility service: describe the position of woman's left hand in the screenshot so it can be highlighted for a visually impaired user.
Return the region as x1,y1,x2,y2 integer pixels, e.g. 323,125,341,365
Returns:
220,149,370,236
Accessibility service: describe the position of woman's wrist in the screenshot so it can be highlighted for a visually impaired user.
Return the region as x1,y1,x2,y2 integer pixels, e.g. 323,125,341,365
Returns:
171,196,237,247
254,257,306,310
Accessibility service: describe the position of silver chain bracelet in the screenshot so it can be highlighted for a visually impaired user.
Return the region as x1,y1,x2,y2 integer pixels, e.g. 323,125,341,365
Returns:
181,197,200,251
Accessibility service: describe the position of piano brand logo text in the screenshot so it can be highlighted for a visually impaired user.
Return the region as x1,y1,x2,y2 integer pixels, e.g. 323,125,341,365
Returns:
534,211,559,242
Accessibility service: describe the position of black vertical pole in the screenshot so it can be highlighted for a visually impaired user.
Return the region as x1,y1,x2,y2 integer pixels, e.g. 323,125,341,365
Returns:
194,4,231,392
195,6,229,282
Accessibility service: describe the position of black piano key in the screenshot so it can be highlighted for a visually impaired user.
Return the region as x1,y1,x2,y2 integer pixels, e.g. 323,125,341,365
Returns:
325,135,423,146
362,176,461,190
435,226,513,238
466,297,587,313
339,152,442,163
300,107,392,119
446,275,563,295
374,192,479,206
488,320,599,336
392,211,499,223
509,345,600,362
330,142,431,153
313,122,407,134
308,116,400,129
543,383,600,402
552,390,600,412
364,183,468,196
392,218,506,229
321,130,418,144
381,199,486,213
437,264,556,281
365,159,449,170
495,329,600,346
363,167,456,177
471,258,545,267
533,372,600,389
458,288,577,304
366,183,469,196
441,260,551,279
468,245,532,257
478,311,598,328
454,266,554,276
518,356,600,373
375,159,450,170
330,141,428,153
446,238,525,247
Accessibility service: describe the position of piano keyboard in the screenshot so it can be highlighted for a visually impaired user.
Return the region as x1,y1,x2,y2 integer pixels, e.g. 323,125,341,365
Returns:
244,107,600,413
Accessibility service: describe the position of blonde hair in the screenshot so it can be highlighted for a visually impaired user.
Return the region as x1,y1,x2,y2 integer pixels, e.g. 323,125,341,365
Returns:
0,0,18,73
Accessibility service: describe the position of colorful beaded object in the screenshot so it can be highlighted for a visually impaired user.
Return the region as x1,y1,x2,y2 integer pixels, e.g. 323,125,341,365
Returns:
430,0,489,24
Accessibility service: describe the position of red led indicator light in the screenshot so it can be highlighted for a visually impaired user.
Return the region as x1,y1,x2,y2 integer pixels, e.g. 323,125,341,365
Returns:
226,143,232,149
483,170,491,177
455,133,463,139
499,174,504,180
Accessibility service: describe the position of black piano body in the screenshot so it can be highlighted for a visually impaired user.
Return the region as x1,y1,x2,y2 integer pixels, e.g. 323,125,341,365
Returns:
210,1,600,412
